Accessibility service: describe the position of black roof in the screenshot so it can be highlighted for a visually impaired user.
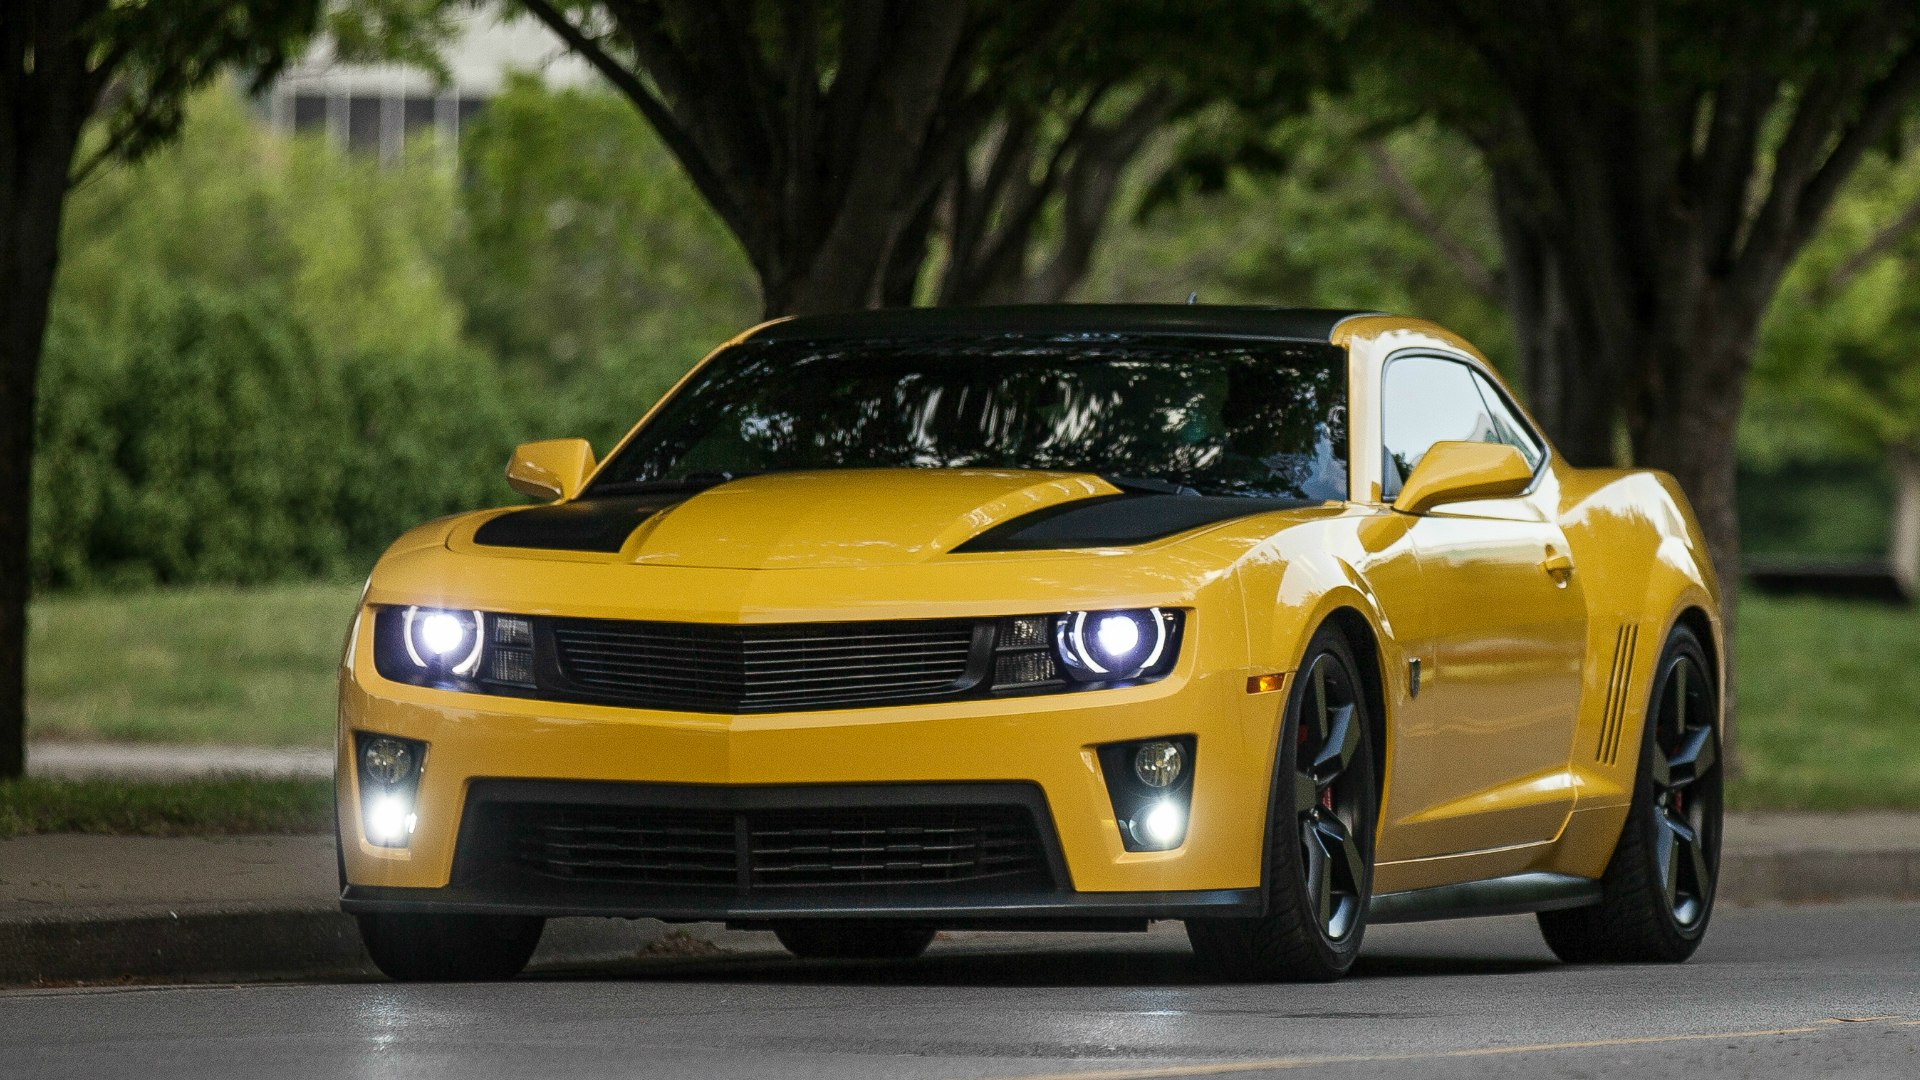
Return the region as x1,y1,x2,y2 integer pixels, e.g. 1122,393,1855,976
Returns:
747,304,1381,345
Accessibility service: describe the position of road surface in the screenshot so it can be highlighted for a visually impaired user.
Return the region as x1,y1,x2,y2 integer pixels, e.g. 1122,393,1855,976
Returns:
4,903,1917,1079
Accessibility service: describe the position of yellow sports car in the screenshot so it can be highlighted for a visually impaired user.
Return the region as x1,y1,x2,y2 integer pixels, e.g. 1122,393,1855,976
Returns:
337,306,1723,982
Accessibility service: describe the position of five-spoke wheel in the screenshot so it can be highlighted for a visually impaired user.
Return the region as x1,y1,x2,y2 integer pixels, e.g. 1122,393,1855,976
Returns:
1189,624,1377,981
1539,623,1722,963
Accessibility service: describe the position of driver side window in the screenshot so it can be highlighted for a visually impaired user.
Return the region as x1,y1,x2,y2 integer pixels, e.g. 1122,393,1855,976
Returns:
1381,356,1541,499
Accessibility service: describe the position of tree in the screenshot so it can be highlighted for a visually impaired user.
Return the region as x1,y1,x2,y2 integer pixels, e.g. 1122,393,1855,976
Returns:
514,0,1078,317
1,1,323,779
454,74,756,390
1361,0,1920,613
1748,139,1920,595
513,1,1343,316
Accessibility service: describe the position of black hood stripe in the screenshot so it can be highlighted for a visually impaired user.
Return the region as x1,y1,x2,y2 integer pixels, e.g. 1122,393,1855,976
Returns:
472,494,688,552
952,493,1313,553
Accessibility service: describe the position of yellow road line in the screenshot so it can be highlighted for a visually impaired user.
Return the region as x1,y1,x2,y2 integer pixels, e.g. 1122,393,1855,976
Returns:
975,1017,1911,1080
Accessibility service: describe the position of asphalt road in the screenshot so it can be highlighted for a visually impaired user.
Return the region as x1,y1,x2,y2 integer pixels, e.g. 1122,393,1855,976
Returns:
4,904,1918,1080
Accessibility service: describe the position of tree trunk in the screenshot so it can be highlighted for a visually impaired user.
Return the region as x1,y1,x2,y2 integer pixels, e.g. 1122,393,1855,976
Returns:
1489,164,1620,468
1891,445,1920,602
1,5,97,780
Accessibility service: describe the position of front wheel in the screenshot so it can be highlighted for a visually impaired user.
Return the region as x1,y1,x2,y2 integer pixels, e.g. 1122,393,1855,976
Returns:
1538,624,1722,963
1187,625,1378,981
357,912,545,982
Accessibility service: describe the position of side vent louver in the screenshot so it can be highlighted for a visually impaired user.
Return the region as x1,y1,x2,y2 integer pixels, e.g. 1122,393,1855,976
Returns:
1595,625,1639,765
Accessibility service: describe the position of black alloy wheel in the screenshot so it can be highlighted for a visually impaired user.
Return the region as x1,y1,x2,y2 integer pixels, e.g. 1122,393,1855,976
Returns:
357,912,546,981
1539,624,1722,962
1188,624,1377,981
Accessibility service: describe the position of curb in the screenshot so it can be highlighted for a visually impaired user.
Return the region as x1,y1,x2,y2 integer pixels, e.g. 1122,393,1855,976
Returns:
1718,849,1920,907
0,907,754,987
5,849,1916,987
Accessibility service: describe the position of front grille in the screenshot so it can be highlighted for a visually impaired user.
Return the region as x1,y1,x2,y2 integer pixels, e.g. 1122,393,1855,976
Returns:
467,797,1051,895
546,617,981,713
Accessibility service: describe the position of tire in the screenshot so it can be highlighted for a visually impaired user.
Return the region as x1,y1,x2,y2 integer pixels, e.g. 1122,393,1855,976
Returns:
1187,623,1379,982
774,922,936,960
1539,623,1722,963
357,912,546,982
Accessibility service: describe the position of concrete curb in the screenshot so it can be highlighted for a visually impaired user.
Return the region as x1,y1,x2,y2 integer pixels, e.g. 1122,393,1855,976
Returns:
0,907,756,987
4,848,1915,987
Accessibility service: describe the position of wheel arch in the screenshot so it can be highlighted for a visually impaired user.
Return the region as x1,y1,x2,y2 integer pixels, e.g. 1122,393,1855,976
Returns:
1320,606,1390,812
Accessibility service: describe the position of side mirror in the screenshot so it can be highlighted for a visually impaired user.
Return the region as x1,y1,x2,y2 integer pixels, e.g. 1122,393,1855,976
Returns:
506,438,596,502
1392,441,1533,515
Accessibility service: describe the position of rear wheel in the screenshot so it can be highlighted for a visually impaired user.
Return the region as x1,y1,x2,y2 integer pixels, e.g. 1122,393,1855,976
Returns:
1187,625,1378,982
774,922,936,960
357,912,545,982
1538,624,1721,963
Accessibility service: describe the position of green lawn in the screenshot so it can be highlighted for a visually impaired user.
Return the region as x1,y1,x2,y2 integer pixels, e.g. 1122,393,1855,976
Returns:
27,581,358,746
1728,593,1920,810
21,581,1920,809
0,776,333,837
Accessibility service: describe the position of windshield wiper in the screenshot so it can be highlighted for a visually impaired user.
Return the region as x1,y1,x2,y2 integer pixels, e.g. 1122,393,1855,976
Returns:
1101,474,1203,497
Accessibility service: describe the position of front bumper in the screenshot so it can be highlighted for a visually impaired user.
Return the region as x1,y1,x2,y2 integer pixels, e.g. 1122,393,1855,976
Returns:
338,606,1283,920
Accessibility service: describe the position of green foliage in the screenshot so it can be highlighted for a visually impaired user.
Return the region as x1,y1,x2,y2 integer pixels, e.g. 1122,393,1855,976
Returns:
59,86,468,361
455,73,758,443
1085,99,1513,369
32,285,520,589
1749,145,1920,467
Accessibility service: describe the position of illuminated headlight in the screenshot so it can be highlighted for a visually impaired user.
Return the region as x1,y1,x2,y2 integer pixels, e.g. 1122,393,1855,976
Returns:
373,607,536,692
401,607,483,677
355,732,425,848
1055,608,1172,681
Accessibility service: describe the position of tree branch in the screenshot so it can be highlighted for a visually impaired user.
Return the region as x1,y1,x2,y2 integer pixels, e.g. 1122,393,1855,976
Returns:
516,0,753,253
1365,142,1500,300
1814,190,1920,300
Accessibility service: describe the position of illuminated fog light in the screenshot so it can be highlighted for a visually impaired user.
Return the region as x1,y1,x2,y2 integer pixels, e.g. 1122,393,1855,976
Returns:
366,795,415,845
1129,799,1186,850
1133,741,1184,788
360,737,417,785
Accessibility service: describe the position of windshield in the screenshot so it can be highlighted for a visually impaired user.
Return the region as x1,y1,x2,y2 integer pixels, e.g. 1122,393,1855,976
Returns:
589,336,1349,501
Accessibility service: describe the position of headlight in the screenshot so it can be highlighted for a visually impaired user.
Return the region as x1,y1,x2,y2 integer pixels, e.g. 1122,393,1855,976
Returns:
1055,608,1173,681
401,607,484,676
988,609,1184,694
373,606,537,691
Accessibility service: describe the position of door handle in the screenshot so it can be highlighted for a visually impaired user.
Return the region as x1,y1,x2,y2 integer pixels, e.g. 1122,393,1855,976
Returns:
1542,547,1574,586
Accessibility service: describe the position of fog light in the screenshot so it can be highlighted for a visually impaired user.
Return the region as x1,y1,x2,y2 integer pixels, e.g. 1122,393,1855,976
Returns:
1130,799,1186,849
360,737,417,785
366,795,415,845
1133,740,1184,788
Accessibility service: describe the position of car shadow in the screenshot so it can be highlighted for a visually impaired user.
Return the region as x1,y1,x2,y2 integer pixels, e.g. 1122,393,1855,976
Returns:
535,942,1561,989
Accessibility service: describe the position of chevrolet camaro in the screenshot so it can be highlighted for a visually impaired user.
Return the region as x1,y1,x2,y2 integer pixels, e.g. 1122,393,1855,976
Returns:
337,306,1724,982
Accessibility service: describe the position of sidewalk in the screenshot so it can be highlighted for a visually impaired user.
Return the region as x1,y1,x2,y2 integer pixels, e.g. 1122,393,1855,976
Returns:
26,741,331,780
3,811,1915,986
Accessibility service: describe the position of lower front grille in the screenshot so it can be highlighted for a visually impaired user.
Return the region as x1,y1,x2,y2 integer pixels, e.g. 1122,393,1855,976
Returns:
456,783,1058,898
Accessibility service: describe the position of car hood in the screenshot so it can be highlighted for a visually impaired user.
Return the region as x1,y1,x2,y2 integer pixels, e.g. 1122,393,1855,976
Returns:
456,468,1319,571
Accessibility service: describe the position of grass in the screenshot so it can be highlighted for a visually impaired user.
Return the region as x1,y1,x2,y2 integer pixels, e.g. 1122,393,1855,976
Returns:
0,777,333,837
27,581,358,747
19,580,1920,812
1729,592,1920,811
